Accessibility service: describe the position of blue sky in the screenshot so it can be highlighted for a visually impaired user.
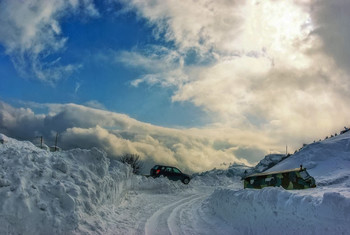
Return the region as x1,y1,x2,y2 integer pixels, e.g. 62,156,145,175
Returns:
0,2,210,127
1,0,350,172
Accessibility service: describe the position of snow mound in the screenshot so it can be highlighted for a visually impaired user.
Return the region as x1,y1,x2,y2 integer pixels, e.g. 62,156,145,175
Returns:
0,134,133,234
205,187,350,234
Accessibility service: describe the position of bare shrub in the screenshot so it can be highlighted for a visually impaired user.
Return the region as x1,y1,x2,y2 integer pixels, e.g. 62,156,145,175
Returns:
119,154,143,175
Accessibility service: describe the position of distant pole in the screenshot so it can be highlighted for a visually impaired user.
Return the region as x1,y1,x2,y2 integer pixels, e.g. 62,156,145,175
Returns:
40,136,43,149
286,145,288,155
55,133,58,151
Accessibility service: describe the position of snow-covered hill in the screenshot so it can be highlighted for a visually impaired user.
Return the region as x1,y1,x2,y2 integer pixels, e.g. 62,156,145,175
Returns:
267,132,350,188
252,153,289,173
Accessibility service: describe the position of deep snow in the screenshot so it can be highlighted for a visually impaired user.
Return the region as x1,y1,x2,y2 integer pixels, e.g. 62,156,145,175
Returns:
0,134,134,234
0,132,349,234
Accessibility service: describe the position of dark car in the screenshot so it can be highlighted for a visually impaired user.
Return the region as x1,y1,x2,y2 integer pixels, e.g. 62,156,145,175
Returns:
150,165,191,184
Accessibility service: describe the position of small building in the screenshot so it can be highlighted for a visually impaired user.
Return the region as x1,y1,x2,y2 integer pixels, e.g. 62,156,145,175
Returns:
243,166,316,190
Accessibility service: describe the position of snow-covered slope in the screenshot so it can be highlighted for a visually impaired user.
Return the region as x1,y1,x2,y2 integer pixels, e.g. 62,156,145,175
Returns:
0,134,134,234
253,153,289,173
267,132,350,188
203,132,350,234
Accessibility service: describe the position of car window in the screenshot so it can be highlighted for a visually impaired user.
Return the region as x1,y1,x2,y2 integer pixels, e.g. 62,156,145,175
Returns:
165,167,173,172
173,168,181,174
152,165,159,170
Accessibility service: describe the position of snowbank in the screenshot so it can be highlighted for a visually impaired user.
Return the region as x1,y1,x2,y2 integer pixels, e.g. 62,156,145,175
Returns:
205,187,350,234
0,134,133,234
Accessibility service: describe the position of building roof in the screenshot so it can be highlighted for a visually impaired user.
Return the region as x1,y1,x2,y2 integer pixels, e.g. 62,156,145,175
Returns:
244,167,304,179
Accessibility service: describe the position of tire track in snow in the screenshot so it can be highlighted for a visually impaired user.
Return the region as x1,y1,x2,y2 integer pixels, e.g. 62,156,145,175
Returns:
144,194,200,235
167,194,207,235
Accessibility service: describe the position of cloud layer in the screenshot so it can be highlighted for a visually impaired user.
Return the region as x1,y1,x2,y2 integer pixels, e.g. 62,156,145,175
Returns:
1,101,275,173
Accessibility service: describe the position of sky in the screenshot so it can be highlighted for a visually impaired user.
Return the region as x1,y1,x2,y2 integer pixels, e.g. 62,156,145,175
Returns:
1,0,350,173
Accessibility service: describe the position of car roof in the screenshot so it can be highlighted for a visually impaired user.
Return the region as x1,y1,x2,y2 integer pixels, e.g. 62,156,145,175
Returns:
154,165,177,168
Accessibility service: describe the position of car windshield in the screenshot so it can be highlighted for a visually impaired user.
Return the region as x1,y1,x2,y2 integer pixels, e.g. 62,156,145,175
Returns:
173,168,181,173
152,165,159,170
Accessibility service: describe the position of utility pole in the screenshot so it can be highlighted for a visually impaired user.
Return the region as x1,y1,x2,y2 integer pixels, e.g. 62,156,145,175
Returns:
286,145,288,155
55,133,58,152
36,136,43,149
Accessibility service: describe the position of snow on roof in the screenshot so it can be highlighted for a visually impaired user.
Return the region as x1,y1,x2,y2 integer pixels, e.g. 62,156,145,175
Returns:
245,167,303,178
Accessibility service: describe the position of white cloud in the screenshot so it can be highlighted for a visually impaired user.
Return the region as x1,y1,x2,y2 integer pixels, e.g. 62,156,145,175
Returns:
113,46,188,87
118,0,350,153
0,100,273,173
0,0,98,83
122,0,312,57
84,100,106,110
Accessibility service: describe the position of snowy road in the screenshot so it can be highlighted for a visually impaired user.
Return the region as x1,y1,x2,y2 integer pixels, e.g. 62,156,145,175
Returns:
145,193,205,235
97,184,232,235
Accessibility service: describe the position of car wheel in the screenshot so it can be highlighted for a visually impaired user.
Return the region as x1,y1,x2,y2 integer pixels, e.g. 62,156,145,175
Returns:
182,178,190,184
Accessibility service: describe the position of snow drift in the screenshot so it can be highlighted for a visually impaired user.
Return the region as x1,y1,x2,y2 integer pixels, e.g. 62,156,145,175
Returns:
205,187,350,234
0,134,134,234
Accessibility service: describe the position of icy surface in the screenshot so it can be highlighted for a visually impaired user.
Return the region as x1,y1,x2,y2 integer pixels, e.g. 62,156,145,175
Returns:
0,132,349,234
